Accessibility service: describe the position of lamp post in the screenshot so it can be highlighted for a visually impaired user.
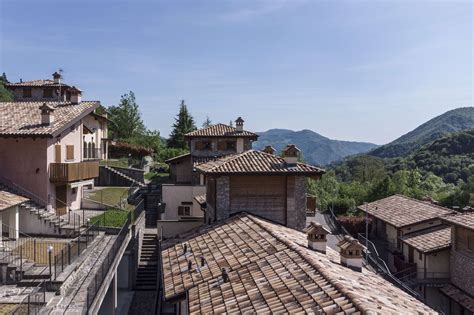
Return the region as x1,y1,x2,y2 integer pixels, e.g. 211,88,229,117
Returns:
47,245,53,285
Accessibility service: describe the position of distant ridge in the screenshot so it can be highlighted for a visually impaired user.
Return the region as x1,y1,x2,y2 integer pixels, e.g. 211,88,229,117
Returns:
369,107,474,158
254,129,378,166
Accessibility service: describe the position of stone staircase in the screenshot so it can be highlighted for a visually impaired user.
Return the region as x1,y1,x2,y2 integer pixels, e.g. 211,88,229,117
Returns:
103,166,146,188
135,234,158,291
0,182,83,237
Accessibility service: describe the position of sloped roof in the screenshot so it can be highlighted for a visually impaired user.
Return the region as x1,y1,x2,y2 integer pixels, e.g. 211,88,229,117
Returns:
193,194,206,206
357,195,453,228
185,123,258,138
6,79,71,88
400,226,451,253
0,190,28,211
442,212,474,231
0,101,99,137
440,284,474,313
161,213,435,313
195,150,325,175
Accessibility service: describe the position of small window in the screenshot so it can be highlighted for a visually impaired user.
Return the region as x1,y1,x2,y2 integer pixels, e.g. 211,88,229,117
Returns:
43,89,53,98
66,145,74,160
178,206,191,216
23,88,32,98
55,145,61,162
226,141,236,151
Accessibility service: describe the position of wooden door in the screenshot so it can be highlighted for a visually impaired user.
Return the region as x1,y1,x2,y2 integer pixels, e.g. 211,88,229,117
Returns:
55,185,67,216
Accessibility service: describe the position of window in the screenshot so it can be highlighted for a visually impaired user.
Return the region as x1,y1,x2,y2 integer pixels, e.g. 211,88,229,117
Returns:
178,206,191,216
43,89,53,98
23,88,32,98
66,145,74,160
55,145,61,162
226,141,236,151
196,141,212,150
418,250,422,260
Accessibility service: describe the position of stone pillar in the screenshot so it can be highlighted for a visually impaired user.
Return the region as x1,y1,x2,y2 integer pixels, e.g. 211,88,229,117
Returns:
286,176,296,228
8,206,19,239
216,176,230,221
236,138,244,153
286,176,307,231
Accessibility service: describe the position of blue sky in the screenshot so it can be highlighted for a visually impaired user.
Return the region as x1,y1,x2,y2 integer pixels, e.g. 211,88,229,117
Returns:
0,0,472,144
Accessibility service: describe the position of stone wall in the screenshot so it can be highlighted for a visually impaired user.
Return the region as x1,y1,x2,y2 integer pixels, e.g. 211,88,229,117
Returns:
216,176,230,221
286,176,307,231
450,248,474,295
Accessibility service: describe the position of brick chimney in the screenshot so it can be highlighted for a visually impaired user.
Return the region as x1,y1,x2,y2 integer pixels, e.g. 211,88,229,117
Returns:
306,222,330,254
39,103,55,125
235,117,244,132
52,71,61,84
282,144,300,166
70,86,82,104
337,236,364,272
262,145,276,155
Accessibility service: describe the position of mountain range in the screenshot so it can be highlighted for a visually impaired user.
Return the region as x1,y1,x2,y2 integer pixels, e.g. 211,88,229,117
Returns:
254,129,378,166
255,107,474,166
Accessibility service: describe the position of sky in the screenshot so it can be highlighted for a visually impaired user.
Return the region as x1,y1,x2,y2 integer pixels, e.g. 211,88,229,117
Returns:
0,0,472,144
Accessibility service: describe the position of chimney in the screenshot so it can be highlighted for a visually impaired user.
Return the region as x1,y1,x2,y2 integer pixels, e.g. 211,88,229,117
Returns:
282,144,300,166
235,117,244,132
52,71,61,84
70,86,82,104
262,145,276,155
188,260,193,272
306,222,330,254
39,103,55,125
337,236,364,272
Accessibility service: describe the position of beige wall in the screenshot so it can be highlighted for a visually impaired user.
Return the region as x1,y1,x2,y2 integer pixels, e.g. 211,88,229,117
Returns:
401,219,443,235
161,184,206,220
426,250,450,276
157,219,204,239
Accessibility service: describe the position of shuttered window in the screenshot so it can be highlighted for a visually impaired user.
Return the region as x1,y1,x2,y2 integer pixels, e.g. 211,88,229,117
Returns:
55,145,61,162
66,145,74,160
178,206,191,216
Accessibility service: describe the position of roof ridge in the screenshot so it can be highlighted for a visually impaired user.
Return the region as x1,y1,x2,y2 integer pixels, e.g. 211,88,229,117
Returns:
393,194,454,212
203,150,251,172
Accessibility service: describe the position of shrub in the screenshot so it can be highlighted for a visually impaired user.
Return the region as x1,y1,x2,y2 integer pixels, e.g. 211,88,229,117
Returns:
337,215,372,235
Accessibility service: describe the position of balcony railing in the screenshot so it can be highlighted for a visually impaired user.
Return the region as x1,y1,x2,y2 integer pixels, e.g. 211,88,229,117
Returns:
49,161,99,183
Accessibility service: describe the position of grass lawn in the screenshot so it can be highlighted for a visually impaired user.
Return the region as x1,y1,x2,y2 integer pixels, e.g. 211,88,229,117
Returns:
100,158,129,168
86,187,133,210
145,172,169,182
90,209,130,228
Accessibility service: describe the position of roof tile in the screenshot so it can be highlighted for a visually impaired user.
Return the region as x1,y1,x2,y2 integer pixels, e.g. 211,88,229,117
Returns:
185,123,258,138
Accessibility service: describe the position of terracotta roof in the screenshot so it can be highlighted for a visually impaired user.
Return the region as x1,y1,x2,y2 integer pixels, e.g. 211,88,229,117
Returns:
0,190,28,211
195,150,325,175
400,226,451,253
357,195,453,228
193,194,206,206
442,212,474,231
6,79,71,88
440,284,474,313
165,153,226,168
161,213,435,313
0,101,99,137
185,123,258,138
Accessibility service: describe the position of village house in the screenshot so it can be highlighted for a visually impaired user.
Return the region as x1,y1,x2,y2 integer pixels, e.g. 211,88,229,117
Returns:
440,212,474,315
162,117,258,226
0,85,108,223
159,213,435,314
195,145,324,230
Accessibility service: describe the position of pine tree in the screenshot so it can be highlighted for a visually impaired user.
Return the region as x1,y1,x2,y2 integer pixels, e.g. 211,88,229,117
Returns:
168,100,197,149
0,72,13,101
108,91,146,140
202,116,212,128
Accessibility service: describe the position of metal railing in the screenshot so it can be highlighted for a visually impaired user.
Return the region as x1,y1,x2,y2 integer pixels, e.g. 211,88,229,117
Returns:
52,223,100,280
8,280,46,315
85,211,132,311
0,174,47,207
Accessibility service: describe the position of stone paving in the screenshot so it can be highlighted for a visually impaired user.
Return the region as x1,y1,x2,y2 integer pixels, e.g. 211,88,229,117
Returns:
44,234,116,314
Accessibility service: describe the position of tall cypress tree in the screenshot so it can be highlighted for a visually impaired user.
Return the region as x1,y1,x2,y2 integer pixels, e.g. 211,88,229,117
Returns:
202,116,212,128
168,100,197,149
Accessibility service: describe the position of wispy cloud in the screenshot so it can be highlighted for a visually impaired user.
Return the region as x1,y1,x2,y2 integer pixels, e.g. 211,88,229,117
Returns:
219,0,308,22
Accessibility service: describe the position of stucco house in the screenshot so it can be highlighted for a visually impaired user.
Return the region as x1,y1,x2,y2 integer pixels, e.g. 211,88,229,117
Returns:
0,95,107,217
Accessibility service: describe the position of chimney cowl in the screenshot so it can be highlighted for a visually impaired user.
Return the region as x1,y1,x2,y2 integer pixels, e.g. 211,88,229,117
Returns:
235,117,244,132
70,86,82,104
306,222,330,253
337,236,364,272
282,144,300,166
262,145,276,155
39,103,55,125
52,71,61,84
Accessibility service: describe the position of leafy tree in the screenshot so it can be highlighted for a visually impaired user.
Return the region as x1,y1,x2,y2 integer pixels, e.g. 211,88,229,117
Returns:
131,129,164,154
108,91,146,140
0,72,13,101
202,116,212,128
167,100,196,149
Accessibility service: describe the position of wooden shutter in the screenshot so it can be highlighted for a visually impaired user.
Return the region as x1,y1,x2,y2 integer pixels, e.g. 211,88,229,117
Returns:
66,145,74,160
55,145,61,162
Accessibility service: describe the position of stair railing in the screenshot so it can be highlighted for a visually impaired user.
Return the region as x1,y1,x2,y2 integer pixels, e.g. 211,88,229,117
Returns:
0,174,48,207
0,223,38,277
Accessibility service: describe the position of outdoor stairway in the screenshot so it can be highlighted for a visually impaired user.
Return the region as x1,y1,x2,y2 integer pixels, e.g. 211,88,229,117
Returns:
103,166,146,188
0,182,84,236
135,234,158,291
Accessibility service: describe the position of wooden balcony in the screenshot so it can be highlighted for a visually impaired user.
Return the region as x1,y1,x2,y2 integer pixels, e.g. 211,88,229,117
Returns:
49,161,99,183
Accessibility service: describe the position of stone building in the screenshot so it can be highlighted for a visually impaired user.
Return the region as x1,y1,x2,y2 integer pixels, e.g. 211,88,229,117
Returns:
195,146,324,230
